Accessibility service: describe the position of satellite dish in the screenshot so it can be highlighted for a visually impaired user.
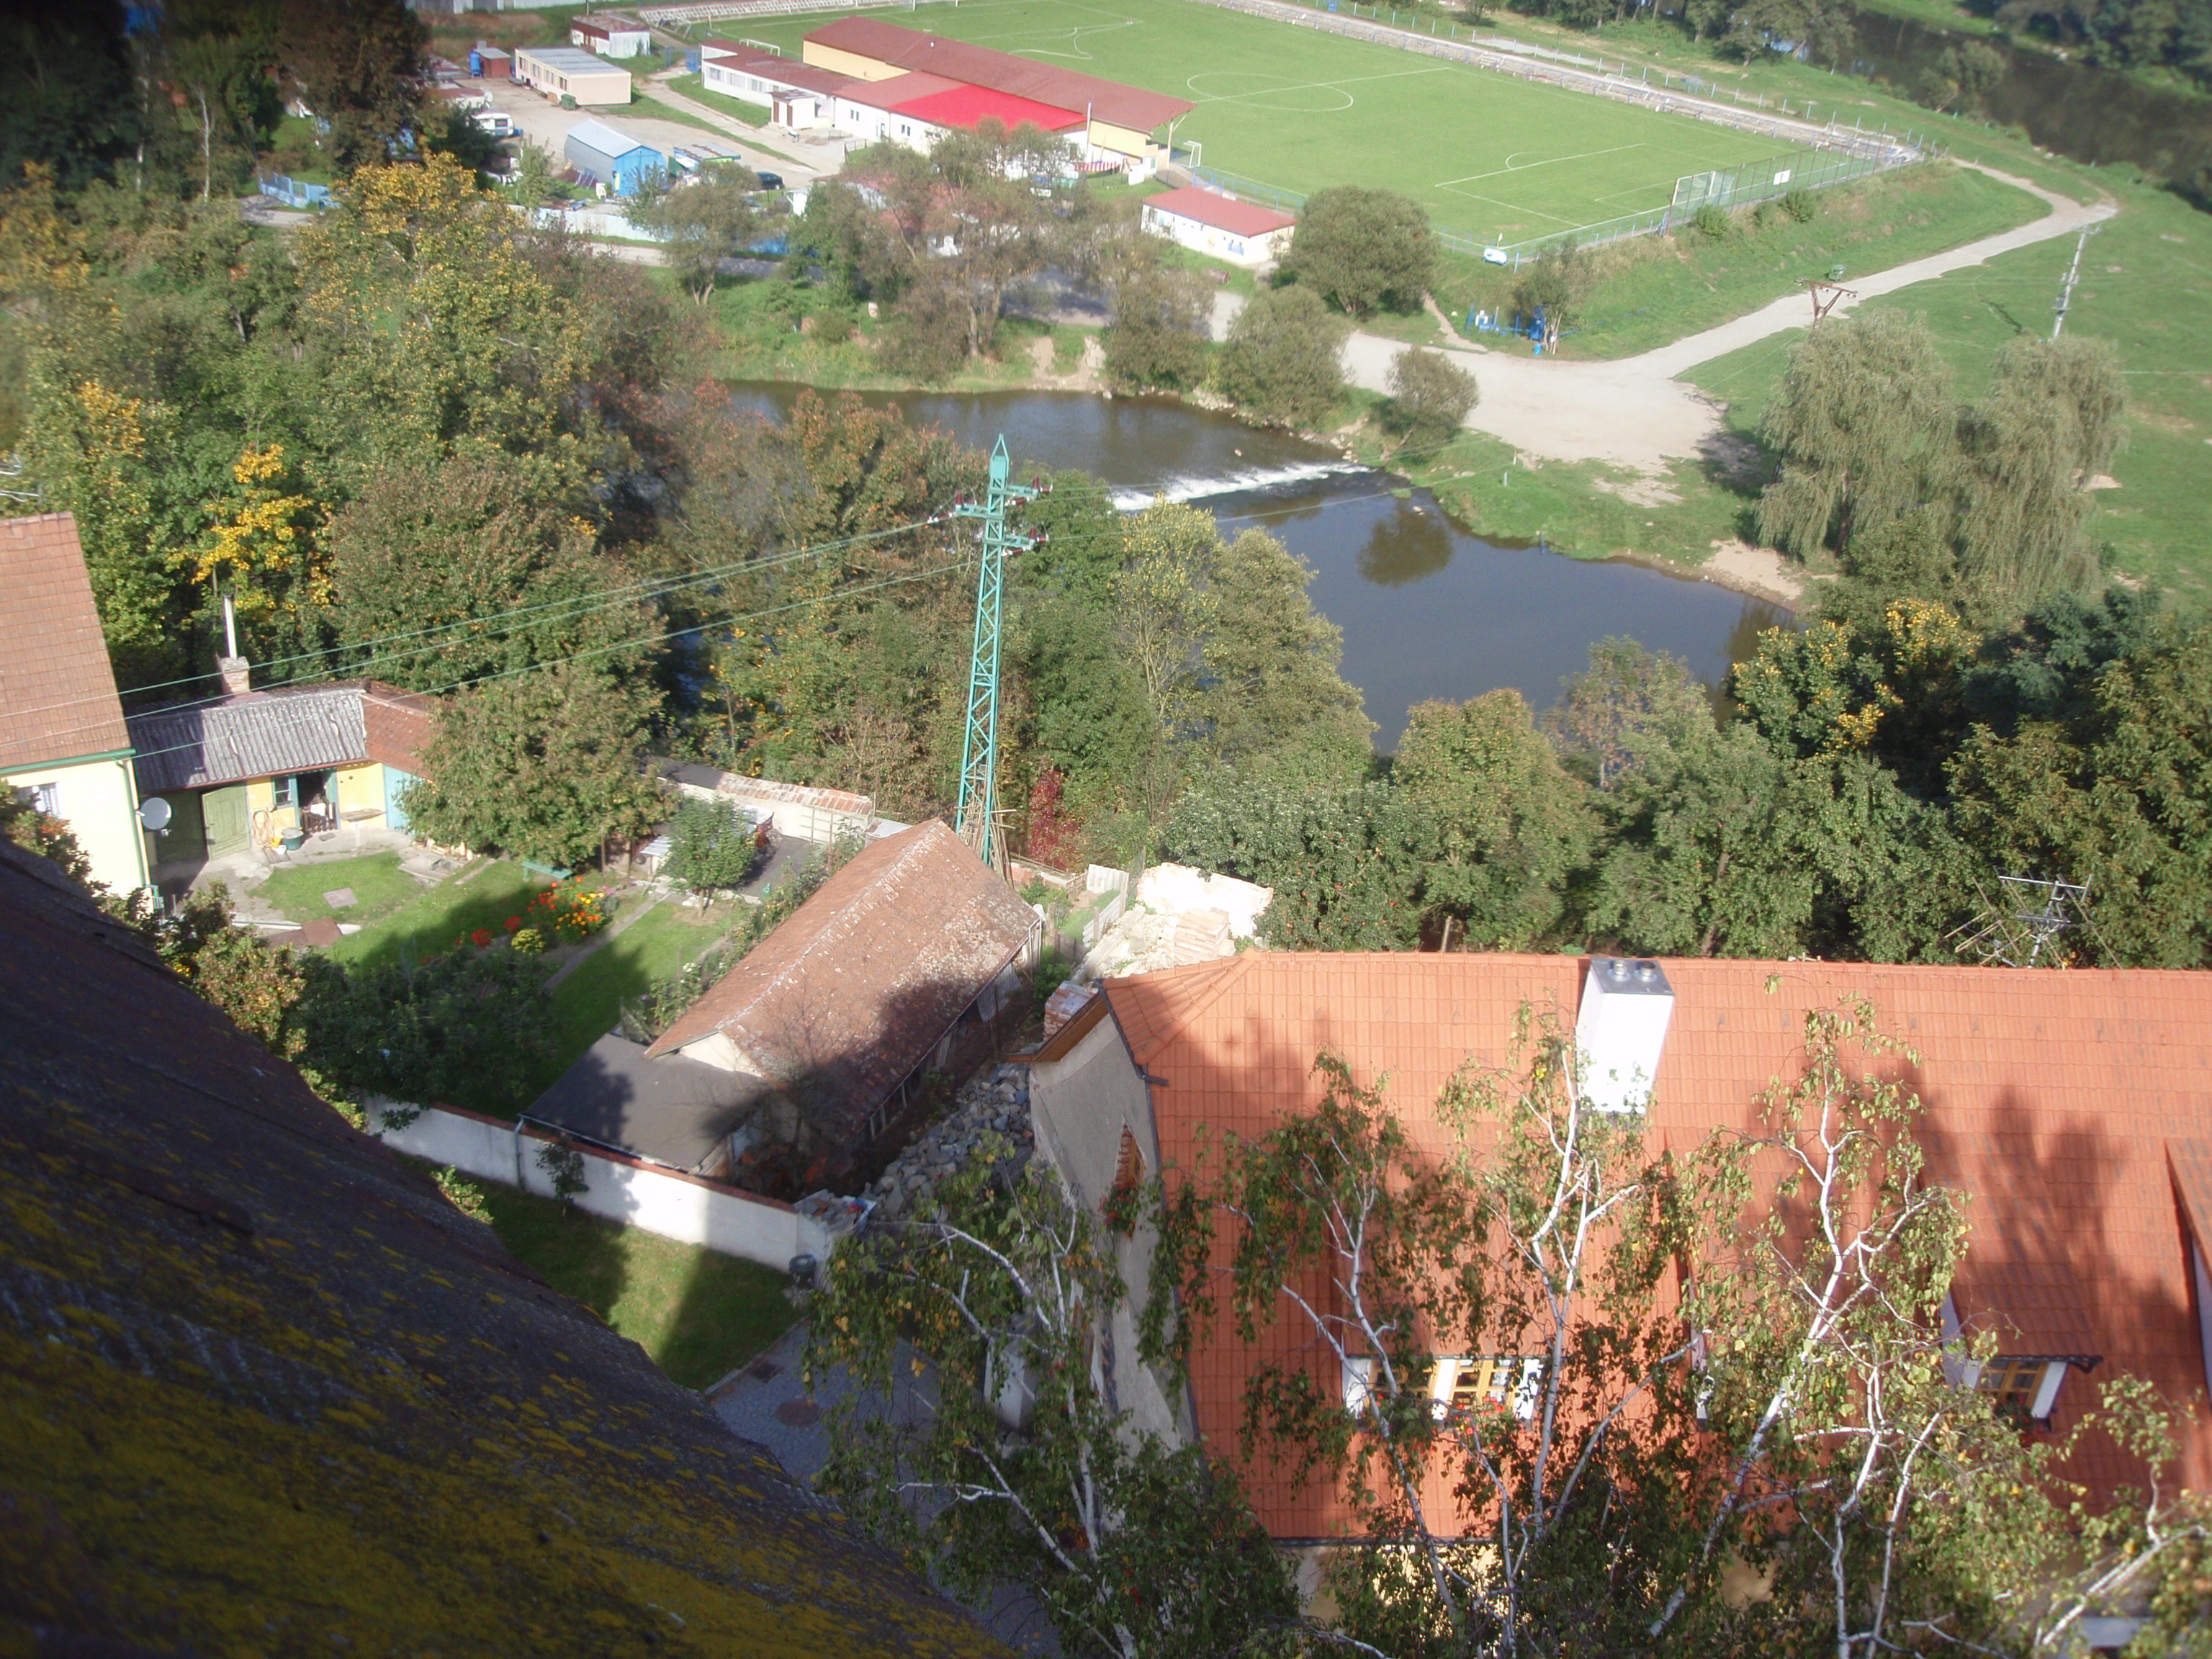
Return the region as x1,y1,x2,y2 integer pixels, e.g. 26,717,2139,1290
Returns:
138,796,172,833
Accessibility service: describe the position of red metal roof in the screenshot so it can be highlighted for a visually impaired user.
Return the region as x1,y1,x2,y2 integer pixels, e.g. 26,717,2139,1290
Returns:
889,84,1084,132
839,70,962,114
0,513,130,771
1095,951,2212,1529
805,17,1193,132
1143,184,1296,238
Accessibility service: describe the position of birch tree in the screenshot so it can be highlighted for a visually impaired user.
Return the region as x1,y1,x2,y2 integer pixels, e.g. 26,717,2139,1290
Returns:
806,1146,1298,1659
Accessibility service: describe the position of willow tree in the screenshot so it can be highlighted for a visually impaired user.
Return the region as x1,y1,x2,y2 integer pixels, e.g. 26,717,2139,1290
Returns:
1955,332,2126,608
1756,310,1956,562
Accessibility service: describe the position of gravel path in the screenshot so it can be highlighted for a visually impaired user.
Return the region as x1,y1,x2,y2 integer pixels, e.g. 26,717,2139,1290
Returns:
1340,165,2117,475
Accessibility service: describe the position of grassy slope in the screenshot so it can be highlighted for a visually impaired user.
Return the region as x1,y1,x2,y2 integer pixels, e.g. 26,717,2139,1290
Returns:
1435,161,2044,359
662,71,774,127
469,1176,799,1388
1682,176,2212,602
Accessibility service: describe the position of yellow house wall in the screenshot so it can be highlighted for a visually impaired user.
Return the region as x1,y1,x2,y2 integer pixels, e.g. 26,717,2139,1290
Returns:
333,763,387,820
1087,117,1152,158
3,755,146,893
803,41,900,80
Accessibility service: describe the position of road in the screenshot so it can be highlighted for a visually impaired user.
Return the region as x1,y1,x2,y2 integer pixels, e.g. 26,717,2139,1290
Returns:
1334,165,2118,475
476,71,835,184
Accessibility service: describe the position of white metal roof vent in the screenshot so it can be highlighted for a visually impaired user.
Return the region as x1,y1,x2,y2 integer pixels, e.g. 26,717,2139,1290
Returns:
1575,956,1674,1115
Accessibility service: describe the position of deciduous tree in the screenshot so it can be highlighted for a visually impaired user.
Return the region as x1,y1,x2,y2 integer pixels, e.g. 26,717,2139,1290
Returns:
1287,186,1434,317
1384,347,1480,450
403,662,663,868
1213,285,1347,431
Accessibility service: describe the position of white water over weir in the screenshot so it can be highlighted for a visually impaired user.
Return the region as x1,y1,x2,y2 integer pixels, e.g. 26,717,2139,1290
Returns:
1107,459,1367,511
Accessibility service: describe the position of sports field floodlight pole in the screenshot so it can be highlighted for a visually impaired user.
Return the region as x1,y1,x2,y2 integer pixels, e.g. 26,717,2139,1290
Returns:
953,435,1038,871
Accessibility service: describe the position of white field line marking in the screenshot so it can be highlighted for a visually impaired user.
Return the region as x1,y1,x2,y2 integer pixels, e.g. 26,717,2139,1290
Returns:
1436,141,1648,186
1182,63,1450,104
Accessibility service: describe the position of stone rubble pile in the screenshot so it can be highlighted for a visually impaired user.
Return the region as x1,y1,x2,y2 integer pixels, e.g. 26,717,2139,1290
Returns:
863,1064,1033,1219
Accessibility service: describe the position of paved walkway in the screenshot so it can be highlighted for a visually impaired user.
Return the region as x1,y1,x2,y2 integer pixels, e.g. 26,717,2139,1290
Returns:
1339,165,2118,475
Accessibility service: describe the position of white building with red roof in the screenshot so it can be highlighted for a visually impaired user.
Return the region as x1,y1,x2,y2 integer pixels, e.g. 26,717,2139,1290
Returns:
1141,184,1298,267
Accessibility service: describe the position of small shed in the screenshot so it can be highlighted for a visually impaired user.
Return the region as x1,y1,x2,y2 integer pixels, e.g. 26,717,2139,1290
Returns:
564,118,664,196
529,1033,773,1178
513,45,632,107
470,42,513,80
1141,184,1297,268
572,14,652,59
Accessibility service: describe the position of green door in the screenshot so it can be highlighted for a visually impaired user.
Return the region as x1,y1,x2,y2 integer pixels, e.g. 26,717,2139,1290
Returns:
202,785,251,857
155,789,208,863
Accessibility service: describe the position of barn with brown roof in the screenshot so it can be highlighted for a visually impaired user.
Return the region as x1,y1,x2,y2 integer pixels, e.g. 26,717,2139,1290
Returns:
0,512,146,894
644,819,1040,1187
1030,950,2212,1535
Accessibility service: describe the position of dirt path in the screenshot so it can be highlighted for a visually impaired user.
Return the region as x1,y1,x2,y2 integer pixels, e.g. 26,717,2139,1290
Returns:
1341,166,2118,475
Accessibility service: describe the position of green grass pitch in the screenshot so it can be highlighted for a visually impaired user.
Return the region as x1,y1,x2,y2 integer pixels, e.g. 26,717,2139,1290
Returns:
737,0,1820,240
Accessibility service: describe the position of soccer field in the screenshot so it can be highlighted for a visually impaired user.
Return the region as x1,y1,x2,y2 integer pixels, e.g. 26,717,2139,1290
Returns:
737,0,1820,240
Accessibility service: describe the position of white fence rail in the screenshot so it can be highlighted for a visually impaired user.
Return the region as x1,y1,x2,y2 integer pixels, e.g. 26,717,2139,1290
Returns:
374,1102,834,1272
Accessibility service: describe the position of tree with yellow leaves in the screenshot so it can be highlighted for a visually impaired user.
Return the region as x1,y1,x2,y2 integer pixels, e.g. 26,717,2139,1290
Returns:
179,442,328,637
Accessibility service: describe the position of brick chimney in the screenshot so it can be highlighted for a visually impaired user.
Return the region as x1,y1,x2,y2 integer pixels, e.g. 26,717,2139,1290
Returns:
217,589,250,696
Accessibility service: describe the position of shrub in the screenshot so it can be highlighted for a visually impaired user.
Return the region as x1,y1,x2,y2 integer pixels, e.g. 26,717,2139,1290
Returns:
662,796,763,902
526,877,610,944
1782,189,1818,222
1692,202,1730,240
1383,348,1480,450
510,926,547,956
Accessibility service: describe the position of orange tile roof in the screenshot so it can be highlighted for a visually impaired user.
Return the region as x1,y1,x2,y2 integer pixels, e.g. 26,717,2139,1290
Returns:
0,514,130,772
1100,952,2212,1531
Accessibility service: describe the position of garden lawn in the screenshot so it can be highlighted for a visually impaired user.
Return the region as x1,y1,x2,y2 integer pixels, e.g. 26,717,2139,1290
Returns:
328,860,550,968
473,1177,799,1388
534,900,738,1092
256,853,423,931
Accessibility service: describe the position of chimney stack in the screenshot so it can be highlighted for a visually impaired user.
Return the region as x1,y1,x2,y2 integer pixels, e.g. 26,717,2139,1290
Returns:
1575,956,1674,1115
217,590,250,696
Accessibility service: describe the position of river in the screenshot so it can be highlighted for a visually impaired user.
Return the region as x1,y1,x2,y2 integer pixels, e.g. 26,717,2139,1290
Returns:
729,384,1790,747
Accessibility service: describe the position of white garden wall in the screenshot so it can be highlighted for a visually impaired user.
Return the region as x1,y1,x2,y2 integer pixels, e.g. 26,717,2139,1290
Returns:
374,1103,832,1271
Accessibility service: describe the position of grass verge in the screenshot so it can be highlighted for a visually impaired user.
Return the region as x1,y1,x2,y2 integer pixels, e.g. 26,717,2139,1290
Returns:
536,899,738,1089
447,1169,799,1389
256,852,423,930
328,860,548,968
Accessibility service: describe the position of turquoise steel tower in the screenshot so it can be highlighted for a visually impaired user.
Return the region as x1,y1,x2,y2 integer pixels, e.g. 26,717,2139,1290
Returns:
953,435,1037,867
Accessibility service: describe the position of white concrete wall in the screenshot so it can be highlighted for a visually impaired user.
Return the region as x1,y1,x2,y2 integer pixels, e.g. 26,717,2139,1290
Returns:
1140,205,1292,269
1135,862,1272,938
5,755,144,894
1029,1012,1185,1442
375,1103,832,1270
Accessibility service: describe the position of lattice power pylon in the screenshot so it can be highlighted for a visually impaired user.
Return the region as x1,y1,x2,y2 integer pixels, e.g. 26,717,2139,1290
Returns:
952,435,1037,869
1950,875,2091,968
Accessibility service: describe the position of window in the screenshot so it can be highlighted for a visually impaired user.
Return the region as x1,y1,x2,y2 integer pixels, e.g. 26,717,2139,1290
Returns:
17,781,60,817
1439,1354,1545,1422
1977,1357,2066,1420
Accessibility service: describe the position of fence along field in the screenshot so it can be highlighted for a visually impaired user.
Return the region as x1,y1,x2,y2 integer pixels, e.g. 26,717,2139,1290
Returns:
734,0,1921,258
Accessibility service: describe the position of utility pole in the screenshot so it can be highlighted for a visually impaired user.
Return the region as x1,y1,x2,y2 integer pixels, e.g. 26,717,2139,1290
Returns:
953,434,1038,871
2051,224,2098,339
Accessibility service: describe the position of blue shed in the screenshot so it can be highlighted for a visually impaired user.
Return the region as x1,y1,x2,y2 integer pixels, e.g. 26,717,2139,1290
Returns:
562,118,664,197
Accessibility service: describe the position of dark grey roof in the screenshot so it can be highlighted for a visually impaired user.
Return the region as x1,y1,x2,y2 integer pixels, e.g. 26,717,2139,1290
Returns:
529,1033,773,1173
129,686,369,793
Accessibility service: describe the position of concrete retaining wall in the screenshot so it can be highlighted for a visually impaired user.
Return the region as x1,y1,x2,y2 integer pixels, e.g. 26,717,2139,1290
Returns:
374,1102,832,1271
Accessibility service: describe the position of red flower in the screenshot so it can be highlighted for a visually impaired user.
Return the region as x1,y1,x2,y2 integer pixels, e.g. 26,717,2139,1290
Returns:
505,915,522,931
470,927,493,948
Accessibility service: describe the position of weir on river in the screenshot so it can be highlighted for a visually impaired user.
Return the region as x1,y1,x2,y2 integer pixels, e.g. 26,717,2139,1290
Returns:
729,385,1790,748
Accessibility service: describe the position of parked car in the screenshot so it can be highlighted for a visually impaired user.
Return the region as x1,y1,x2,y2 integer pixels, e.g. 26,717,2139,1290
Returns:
753,171,784,192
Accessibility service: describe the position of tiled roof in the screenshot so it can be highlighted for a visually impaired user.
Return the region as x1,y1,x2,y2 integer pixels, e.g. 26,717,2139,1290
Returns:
840,70,962,112
0,838,1009,1656
531,1033,773,1173
804,17,1195,132
890,84,1086,132
1100,953,2212,1529
0,513,130,772
130,685,367,793
1143,185,1297,238
126,680,436,794
649,821,1038,1138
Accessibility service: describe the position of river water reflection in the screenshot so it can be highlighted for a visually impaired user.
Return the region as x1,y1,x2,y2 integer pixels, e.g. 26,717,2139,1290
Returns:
729,383,1790,747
